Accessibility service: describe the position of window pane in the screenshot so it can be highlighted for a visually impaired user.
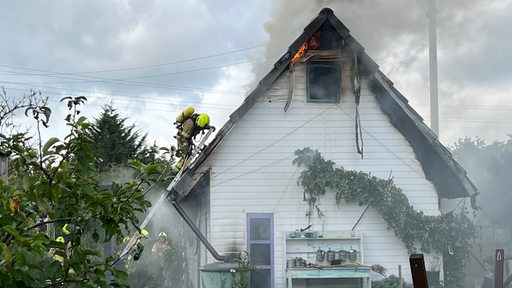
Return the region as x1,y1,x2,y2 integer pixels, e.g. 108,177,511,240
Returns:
250,244,270,265
307,62,340,103
250,218,270,240
251,268,271,288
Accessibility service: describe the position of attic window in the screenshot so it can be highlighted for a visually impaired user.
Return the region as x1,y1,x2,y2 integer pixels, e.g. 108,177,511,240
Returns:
306,60,340,103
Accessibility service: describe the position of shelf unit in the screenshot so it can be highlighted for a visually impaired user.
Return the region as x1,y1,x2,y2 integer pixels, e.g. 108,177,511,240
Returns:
284,230,371,288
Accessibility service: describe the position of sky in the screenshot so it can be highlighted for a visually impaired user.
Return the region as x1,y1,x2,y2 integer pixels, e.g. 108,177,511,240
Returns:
2,0,512,149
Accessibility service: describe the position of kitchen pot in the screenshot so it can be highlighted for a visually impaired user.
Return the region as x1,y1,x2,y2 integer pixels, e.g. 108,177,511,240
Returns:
348,248,358,262
338,249,348,262
316,248,325,261
327,248,336,262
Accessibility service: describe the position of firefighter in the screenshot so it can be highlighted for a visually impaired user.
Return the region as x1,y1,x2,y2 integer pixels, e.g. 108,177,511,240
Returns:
60,224,73,255
50,236,66,263
152,231,171,255
172,107,215,172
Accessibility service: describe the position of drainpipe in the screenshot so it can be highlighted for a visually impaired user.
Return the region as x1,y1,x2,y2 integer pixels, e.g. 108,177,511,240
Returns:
167,189,227,262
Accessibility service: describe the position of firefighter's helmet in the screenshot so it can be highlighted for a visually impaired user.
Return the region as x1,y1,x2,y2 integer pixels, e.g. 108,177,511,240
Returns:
62,224,70,235
140,229,149,238
56,236,65,243
158,232,167,238
195,113,210,128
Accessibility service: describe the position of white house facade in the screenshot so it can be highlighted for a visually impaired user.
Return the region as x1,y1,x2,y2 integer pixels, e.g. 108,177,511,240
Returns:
174,8,476,288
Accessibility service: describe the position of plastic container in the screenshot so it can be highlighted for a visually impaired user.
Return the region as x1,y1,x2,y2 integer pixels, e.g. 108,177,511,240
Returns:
201,262,250,288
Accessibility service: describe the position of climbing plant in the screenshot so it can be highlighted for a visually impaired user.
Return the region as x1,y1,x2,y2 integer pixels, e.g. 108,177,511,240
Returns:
293,147,475,288
230,251,250,288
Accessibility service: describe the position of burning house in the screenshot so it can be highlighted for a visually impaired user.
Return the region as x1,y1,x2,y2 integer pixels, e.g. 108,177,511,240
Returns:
173,8,476,288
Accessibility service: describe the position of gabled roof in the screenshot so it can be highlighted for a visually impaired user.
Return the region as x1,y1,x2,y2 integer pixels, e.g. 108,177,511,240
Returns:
177,8,477,200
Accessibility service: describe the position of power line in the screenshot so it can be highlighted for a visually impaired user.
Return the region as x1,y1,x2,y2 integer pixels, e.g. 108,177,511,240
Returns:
75,44,266,74
414,103,512,111
1,79,247,96
1,85,242,112
0,43,268,95
0,58,261,90
0,44,265,75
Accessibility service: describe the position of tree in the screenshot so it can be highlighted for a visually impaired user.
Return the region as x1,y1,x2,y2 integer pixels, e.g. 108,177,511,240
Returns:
0,92,165,287
451,136,512,228
91,104,155,172
0,87,49,135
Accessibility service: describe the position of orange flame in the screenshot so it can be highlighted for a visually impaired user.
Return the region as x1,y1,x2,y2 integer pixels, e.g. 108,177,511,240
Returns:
292,32,320,64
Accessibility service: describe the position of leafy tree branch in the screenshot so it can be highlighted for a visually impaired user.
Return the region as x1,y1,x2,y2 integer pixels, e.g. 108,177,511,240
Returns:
0,91,168,287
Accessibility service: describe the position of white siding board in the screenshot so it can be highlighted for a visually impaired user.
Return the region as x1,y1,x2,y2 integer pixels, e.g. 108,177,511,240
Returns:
202,54,440,286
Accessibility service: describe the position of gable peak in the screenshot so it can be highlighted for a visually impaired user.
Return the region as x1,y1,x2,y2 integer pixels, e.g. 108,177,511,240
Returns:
320,7,334,15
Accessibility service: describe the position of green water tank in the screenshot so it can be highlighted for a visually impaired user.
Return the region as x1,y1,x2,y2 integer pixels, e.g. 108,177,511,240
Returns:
200,262,249,288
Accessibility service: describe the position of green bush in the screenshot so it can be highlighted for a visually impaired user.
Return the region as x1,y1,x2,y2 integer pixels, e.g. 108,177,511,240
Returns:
372,275,413,288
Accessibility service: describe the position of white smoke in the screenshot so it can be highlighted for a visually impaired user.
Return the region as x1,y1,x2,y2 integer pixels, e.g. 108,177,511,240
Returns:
252,0,512,144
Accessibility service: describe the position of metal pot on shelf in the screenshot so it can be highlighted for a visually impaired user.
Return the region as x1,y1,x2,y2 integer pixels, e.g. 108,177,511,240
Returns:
338,249,348,262
327,248,336,262
348,248,358,262
316,248,325,262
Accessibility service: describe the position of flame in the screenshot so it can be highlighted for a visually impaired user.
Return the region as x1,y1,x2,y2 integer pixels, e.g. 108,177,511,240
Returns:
292,32,320,64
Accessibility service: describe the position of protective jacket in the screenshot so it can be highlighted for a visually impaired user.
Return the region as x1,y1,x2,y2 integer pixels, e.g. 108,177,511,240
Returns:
172,111,214,172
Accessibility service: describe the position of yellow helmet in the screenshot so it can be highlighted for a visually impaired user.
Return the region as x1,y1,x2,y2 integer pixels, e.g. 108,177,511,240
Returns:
56,236,65,243
141,229,149,238
195,113,210,128
62,224,70,235
158,232,167,238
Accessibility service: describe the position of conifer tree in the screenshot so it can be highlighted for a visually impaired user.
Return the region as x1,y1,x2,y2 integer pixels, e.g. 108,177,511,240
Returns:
91,104,150,171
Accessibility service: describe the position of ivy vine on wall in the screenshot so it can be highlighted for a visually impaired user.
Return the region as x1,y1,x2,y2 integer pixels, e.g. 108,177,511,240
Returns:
293,147,475,288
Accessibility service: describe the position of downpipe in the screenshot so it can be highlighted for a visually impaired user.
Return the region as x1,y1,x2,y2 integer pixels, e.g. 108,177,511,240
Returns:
167,189,227,262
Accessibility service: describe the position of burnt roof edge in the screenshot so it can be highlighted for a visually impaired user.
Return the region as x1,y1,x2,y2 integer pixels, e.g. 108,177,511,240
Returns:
372,72,477,199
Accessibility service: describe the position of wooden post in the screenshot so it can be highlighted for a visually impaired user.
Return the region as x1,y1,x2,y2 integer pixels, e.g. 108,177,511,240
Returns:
409,254,429,288
398,264,404,288
495,249,504,288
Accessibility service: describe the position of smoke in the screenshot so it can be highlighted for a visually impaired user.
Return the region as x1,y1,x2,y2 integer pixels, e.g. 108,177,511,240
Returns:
252,0,512,144
253,0,426,79
257,0,502,81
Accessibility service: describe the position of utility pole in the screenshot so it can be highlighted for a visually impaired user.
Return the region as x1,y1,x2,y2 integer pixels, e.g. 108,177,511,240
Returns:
427,0,439,136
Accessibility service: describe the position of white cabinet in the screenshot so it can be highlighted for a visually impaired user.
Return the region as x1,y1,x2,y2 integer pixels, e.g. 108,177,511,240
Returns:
284,231,371,288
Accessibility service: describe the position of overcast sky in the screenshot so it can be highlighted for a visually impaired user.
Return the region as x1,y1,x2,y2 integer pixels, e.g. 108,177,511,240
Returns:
2,0,511,148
